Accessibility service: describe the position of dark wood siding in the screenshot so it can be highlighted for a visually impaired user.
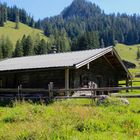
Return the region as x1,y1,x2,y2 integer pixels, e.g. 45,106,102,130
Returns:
73,56,118,88
0,55,123,89
0,69,65,89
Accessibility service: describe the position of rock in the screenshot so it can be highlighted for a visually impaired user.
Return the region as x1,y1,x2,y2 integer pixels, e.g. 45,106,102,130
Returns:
97,95,109,105
119,98,130,105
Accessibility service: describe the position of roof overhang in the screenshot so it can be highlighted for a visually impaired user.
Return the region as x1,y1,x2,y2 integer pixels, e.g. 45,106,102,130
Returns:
73,47,132,79
74,47,113,69
112,48,132,79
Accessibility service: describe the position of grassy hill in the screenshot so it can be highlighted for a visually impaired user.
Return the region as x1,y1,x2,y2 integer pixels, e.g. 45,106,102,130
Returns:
0,21,48,46
115,43,140,67
115,43,140,88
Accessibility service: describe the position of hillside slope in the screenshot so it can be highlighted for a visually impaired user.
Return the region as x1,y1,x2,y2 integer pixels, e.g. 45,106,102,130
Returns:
0,21,48,46
42,0,140,47
115,43,140,67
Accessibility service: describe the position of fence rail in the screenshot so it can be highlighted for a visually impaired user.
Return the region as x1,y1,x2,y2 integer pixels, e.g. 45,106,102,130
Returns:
0,86,139,99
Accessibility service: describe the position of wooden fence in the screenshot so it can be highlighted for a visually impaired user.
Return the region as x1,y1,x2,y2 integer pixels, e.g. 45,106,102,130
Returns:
0,86,139,100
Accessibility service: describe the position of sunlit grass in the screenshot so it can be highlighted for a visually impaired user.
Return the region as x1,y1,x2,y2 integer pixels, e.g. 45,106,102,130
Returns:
115,43,140,66
0,21,48,46
0,99,140,139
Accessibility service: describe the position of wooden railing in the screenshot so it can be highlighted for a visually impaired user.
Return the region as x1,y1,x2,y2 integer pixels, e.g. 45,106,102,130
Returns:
0,86,139,99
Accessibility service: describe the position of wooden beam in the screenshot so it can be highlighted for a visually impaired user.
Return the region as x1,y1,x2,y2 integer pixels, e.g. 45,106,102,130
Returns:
65,68,69,95
75,48,112,69
103,56,115,70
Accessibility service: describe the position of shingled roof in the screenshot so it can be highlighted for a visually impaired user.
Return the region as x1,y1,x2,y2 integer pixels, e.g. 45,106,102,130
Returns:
0,46,131,79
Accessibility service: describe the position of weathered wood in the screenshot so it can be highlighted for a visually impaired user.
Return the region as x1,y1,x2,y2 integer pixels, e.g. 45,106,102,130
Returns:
0,86,139,100
0,86,139,93
52,86,140,92
48,82,54,98
65,68,69,95
54,96,97,99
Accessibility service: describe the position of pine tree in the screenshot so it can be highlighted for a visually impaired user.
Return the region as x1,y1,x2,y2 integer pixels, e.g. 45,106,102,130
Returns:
35,19,41,29
21,35,26,45
77,31,100,50
101,38,105,48
14,40,23,57
0,38,3,59
53,29,71,52
2,36,13,58
44,23,52,37
23,35,34,56
0,45,3,59
3,2,7,22
137,46,140,60
36,39,48,54
15,11,19,29
0,5,4,27
29,16,35,27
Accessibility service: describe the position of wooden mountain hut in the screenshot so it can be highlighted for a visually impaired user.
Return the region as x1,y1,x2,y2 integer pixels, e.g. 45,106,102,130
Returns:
0,46,131,92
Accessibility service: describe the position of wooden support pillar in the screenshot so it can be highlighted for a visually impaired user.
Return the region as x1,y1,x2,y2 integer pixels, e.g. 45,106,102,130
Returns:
48,82,53,98
126,76,129,93
65,68,69,96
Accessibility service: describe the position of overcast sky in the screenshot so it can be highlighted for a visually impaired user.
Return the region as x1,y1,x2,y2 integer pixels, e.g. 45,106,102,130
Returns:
1,0,140,20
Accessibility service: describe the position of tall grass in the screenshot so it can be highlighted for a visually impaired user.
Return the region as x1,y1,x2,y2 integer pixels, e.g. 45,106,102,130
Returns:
0,98,140,139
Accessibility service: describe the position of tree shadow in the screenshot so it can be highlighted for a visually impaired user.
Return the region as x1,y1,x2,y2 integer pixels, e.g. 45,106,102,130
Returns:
0,97,54,107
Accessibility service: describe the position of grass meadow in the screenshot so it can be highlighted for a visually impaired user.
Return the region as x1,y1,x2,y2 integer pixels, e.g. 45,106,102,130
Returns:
0,98,140,140
0,21,48,46
119,68,140,94
115,43,140,66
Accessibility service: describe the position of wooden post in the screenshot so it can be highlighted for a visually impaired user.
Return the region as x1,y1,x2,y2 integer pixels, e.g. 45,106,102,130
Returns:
65,68,69,96
17,85,21,101
126,78,129,93
48,82,53,99
130,80,133,92
20,84,22,100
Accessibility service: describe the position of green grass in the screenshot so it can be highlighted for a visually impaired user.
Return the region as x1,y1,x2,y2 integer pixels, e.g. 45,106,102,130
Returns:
0,99,140,140
0,21,48,46
119,68,140,94
115,44,140,93
115,43,140,67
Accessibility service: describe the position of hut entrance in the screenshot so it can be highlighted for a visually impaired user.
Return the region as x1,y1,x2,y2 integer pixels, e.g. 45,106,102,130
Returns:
96,75,103,88
80,74,89,88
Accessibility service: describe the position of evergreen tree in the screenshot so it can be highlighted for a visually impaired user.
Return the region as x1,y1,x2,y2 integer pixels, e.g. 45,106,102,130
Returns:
29,16,35,27
137,46,140,60
77,31,100,50
18,9,27,24
0,38,3,59
23,35,34,56
36,39,48,54
15,11,19,29
101,38,105,48
53,29,71,52
44,23,52,37
2,36,13,58
0,5,4,27
33,34,41,54
35,19,41,29
3,2,7,22
20,35,26,56
14,40,23,57
0,45,3,59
